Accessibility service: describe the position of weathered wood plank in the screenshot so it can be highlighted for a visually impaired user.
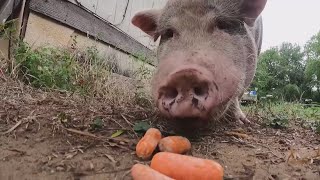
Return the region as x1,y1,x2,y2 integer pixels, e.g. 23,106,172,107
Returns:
0,0,23,23
66,0,167,50
0,0,14,23
28,0,156,65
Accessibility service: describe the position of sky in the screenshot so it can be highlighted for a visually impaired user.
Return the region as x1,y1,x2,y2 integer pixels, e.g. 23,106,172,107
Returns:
260,0,320,52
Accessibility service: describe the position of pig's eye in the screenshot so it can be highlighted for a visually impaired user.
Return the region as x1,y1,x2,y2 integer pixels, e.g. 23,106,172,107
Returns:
216,19,244,34
162,29,175,40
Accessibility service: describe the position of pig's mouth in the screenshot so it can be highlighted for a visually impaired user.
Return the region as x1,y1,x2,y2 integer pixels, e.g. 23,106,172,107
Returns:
155,64,234,121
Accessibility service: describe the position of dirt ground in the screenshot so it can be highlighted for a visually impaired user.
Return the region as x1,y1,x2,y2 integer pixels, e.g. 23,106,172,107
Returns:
0,77,319,180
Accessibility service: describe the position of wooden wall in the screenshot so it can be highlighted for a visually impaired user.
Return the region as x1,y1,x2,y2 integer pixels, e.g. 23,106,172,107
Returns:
2,0,168,76
67,0,168,50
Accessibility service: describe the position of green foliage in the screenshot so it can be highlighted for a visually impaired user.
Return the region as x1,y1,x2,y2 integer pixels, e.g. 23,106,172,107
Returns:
14,41,78,90
131,52,153,80
304,32,320,102
90,117,104,130
252,48,280,97
252,32,320,102
257,102,290,129
133,121,151,133
130,53,154,108
283,84,300,102
0,19,17,39
267,114,289,129
242,102,320,132
9,39,154,109
305,60,320,82
304,31,320,61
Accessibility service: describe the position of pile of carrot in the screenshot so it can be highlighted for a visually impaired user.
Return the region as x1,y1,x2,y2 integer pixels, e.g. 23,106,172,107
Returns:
132,128,224,180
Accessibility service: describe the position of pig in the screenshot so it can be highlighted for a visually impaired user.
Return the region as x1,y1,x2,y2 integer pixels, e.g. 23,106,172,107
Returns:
131,0,267,125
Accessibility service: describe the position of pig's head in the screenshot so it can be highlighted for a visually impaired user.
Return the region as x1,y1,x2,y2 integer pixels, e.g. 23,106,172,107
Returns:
132,0,267,123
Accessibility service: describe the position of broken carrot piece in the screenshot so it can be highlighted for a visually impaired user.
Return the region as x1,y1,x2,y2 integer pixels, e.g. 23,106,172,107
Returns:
150,152,224,180
136,128,162,159
158,136,191,154
131,164,175,180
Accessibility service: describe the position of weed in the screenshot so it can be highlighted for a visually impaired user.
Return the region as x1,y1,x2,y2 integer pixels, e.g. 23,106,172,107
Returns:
7,40,154,108
1,17,157,113
266,114,289,129
14,41,78,90
314,121,320,134
243,101,320,130
0,19,17,39
90,117,104,130
127,52,154,108
133,121,152,135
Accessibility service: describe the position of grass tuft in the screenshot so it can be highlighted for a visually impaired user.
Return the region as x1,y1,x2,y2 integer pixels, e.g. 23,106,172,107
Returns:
2,39,154,108
242,101,320,133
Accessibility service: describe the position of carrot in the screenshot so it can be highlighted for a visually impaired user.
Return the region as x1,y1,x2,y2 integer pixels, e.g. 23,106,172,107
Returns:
150,152,224,180
158,136,191,154
131,164,175,180
136,128,162,159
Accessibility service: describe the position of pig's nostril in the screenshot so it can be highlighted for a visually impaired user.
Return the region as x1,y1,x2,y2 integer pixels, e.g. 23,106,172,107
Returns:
192,97,199,106
165,87,178,99
194,86,206,97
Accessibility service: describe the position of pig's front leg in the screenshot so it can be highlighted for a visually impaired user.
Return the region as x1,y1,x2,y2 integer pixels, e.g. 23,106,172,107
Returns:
227,98,251,124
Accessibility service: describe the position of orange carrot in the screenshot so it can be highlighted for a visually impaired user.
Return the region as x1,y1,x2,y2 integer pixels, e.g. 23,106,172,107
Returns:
136,128,162,159
158,136,191,154
150,152,224,180
131,164,175,180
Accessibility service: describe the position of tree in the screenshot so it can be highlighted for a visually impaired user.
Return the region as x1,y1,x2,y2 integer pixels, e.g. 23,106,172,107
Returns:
252,43,305,101
283,84,300,102
251,47,280,97
278,43,305,88
304,31,320,101
251,31,320,103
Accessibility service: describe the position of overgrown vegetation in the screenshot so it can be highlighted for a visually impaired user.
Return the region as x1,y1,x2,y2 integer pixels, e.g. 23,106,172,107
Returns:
1,24,154,108
0,19,17,38
242,102,320,133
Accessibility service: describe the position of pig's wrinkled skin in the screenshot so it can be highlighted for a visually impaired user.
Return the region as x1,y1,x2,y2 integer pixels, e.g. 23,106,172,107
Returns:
132,0,267,124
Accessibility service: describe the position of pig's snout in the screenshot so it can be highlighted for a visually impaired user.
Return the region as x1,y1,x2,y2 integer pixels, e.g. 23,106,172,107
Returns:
157,65,218,120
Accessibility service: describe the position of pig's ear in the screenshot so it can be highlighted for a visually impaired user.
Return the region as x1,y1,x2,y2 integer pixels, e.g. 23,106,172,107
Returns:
131,9,162,41
240,0,267,26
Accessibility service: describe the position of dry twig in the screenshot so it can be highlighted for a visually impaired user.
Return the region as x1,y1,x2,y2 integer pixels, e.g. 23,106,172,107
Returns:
1,120,22,135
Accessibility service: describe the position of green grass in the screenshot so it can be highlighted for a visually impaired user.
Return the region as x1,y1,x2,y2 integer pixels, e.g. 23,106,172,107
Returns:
14,42,79,90
0,14,156,108
242,102,320,133
0,19,17,39
4,40,154,107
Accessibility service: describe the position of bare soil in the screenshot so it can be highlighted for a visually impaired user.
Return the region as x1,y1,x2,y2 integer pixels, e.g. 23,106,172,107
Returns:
0,78,319,180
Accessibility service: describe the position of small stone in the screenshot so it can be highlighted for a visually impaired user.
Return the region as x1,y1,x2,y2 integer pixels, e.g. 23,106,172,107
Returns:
89,162,94,170
56,166,65,171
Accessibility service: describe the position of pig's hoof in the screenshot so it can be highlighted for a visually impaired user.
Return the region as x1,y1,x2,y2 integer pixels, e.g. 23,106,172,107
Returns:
238,116,251,124
235,110,251,125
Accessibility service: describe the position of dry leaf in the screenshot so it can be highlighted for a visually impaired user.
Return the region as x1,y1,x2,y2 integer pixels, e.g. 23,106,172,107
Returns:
225,131,249,139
